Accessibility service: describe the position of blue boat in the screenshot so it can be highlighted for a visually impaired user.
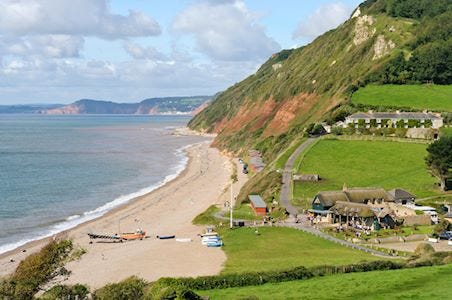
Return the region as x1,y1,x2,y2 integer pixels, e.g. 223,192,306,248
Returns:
206,240,223,247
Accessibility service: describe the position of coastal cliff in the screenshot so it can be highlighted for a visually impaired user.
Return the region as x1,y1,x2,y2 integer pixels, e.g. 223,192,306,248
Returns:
44,96,212,115
189,0,452,161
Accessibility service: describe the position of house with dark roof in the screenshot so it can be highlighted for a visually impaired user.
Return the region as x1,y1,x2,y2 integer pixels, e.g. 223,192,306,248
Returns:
345,111,443,129
388,188,416,205
310,187,414,229
312,187,394,212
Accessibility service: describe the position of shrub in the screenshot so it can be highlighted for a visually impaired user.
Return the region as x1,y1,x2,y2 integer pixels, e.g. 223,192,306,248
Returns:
0,240,73,299
369,119,377,128
331,126,344,135
93,276,147,300
414,243,435,257
396,119,405,128
395,128,407,138
408,119,421,128
357,119,366,128
424,119,433,128
41,284,89,300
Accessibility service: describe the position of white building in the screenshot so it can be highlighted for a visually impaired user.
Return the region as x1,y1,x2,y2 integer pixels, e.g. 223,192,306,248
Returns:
345,111,443,129
405,204,439,224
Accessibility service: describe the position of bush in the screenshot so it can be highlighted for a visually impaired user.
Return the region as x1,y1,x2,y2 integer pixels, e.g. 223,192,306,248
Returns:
41,284,89,300
0,240,73,299
93,276,147,300
414,243,435,257
331,126,343,135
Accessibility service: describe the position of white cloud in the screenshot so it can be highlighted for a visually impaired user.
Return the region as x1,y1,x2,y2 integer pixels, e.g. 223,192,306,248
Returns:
0,0,161,39
124,42,169,61
172,0,280,61
0,35,84,58
293,2,352,41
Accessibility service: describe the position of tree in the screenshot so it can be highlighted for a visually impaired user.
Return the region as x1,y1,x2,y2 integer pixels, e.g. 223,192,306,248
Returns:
426,136,452,191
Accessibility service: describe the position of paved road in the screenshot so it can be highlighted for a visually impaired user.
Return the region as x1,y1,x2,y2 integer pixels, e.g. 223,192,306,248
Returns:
280,138,318,216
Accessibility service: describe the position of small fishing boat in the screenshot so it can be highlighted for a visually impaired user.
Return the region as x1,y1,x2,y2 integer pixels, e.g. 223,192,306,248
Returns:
88,233,121,240
206,240,223,247
157,235,176,240
176,238,192,243
120,229,146,241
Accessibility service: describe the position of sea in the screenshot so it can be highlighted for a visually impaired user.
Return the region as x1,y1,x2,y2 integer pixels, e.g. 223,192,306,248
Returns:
0,115,209,254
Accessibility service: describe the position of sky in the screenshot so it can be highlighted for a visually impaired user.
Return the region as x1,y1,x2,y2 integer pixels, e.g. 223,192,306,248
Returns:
0,0,363,104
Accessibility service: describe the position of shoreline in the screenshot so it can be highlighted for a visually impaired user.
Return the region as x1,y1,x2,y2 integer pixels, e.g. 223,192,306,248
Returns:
0,138,196,256
0,142,192,257
0,140,232,287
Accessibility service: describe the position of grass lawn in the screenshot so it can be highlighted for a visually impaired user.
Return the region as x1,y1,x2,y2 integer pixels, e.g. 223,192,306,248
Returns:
293,139,439,207
219,227,381,274
274,138,306,169
231,204,262,221
441,127,452,137
192,205,221,225
199,264,452,300
352,84,452,111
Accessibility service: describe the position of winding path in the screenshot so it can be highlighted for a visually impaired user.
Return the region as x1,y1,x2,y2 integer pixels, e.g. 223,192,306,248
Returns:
280,138,318,216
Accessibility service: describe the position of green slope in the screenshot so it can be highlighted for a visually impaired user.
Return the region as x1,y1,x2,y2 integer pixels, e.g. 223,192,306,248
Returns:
293,139,438,208
352,84,452,111
199,264,452,300
189,0,451,162
219,227,380,274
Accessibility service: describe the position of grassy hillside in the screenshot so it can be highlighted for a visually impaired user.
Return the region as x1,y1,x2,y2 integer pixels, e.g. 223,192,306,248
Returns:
220,227,380,274
199,264,452,300
189,0,451,162
293,139,438,207
352,84,452,111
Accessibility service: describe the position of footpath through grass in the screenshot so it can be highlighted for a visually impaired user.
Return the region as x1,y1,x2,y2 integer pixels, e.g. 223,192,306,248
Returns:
219,227,381,274
352,84,452,111
293,139,438,207
199,264,452,300
274,138,306,169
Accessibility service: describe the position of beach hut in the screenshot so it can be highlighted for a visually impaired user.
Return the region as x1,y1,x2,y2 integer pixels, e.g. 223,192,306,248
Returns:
248,195,267,216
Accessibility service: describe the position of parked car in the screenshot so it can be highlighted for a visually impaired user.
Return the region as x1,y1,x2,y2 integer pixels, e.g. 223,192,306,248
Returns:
438,231,452,240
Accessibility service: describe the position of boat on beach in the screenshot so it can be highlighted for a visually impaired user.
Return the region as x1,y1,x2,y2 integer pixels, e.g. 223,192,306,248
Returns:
88,229,146,242
120,229,146,240
157,235,176,240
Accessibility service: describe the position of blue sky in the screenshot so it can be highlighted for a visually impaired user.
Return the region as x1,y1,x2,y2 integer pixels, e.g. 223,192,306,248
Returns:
0,0,363,104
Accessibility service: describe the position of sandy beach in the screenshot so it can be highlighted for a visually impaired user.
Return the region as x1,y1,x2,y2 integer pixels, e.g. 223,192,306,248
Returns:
0,141,243,289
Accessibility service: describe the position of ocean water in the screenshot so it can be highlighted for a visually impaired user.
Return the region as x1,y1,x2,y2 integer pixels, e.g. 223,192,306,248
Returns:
0,115,209,254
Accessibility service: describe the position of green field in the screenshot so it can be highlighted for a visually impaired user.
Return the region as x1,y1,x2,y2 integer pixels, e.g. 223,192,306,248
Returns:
199,264,452,299
219,227,380,274
293,139,438,207
352,84,452,111
441,127,452,137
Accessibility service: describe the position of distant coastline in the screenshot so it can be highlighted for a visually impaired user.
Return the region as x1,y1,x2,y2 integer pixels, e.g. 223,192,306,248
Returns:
0,95,212,115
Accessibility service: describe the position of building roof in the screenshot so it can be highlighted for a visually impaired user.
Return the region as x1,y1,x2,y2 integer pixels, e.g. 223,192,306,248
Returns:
331,201,375,218
348,112,442,120
316,191,349,207
313,187,394,208
248,195,267,208
345,188,393,203
388,188,416,200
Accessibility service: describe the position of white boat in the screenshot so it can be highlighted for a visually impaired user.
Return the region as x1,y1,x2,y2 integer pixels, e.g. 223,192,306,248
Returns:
176,238,192,243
